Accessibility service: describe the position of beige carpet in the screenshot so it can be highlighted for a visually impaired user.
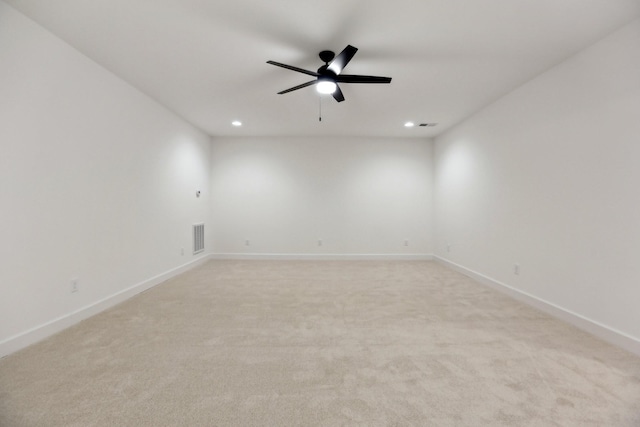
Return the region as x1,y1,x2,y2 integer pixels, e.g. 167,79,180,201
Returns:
1,260,640,426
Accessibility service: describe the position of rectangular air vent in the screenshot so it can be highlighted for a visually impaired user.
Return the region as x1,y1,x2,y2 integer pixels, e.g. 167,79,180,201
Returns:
193,223,204,254
419,123,438,127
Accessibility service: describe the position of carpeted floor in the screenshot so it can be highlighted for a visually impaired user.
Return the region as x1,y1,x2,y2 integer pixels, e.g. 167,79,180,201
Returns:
1,260,640,426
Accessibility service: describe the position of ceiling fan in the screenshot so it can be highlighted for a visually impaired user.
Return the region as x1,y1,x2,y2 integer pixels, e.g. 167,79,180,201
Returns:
267,45,392,102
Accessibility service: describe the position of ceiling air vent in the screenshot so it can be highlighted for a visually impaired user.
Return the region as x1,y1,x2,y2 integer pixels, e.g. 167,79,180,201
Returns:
419,123,438,127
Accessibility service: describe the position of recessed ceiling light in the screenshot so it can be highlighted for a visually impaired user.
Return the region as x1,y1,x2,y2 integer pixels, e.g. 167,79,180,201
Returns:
231,120,242,127
404,122,415,128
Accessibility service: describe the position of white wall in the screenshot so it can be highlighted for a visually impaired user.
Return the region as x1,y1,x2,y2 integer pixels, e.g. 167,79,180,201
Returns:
211,136,433,257
434,19,640,346
0,2,211,355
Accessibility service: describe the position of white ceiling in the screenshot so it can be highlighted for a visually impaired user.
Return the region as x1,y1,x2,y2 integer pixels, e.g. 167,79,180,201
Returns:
6,0,640,138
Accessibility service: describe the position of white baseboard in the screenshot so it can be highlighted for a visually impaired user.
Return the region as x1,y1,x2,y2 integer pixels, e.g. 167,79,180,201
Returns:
434,256,640,357
0,255,212,358
210,253,434,261
9,254,634,359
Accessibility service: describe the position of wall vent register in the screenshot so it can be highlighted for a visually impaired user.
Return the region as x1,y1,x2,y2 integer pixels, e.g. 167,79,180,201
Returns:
193,223,205,254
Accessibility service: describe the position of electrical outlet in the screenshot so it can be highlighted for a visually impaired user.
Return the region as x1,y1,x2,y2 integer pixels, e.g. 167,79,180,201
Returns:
180,247,184,256
70,278,79,293
318,239,322,246
514,264,520,275
404,239,409,247
446,244,451,253
245,239,250,246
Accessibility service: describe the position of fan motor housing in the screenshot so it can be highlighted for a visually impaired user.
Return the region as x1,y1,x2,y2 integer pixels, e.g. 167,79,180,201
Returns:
317,65,336,77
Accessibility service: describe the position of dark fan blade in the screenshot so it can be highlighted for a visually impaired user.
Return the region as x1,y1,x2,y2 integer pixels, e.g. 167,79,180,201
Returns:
335,74,392,84
267,61,319,77
277,80,317,94
327,45,358,75
332,84,345,102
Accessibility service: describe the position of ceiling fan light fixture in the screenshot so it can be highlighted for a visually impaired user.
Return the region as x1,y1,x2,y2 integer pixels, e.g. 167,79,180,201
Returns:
316,80,337,94
268,45,391,103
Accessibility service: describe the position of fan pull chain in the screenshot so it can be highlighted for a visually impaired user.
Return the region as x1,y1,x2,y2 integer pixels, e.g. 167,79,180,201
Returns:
319,96,322,122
